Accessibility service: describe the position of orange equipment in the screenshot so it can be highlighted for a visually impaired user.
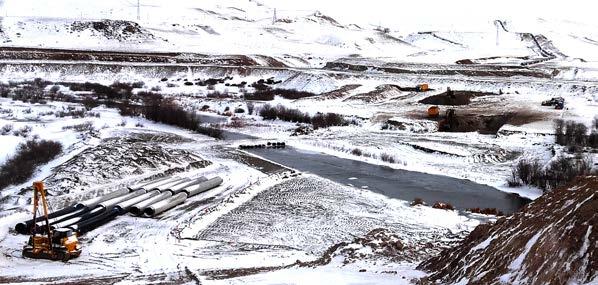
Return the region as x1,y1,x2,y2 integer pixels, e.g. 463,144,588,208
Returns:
427,106,440,118
22,181,81,261
416,84,429,92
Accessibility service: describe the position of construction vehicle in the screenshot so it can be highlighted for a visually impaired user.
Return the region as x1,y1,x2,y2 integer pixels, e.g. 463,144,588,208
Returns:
22,181,82,261
541,97,565,109
438,108,456,131
427,106,440,118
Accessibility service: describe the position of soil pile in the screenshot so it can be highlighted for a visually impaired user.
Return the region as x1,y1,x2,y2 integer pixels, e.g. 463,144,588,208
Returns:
71,20,155,42
418,176,598,285
344,84,402,103
419,90,496,106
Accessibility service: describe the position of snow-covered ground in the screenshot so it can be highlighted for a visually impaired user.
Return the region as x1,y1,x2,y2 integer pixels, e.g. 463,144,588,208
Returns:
0,1,597,284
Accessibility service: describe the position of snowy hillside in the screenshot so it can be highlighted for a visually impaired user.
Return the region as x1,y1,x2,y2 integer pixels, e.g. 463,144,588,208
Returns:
1,0,598,66
419,176,597,284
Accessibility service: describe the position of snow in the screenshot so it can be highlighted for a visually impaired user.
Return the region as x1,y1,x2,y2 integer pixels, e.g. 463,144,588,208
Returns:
1,0,598,67
204,263,426,285
0,0,596,283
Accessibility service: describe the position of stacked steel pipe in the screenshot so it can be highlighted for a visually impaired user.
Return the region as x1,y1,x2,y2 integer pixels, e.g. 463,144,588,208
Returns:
14,175,223,235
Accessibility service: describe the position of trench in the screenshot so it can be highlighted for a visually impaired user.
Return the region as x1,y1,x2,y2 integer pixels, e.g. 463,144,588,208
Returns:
245,147,530,214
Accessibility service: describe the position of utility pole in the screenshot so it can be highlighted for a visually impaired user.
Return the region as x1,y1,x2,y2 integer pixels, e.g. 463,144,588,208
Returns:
495,20,500,46
137,0,140,20
272,8,277,24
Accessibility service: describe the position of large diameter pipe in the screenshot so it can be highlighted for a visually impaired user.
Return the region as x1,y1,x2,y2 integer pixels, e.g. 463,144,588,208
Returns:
32,207,90,232
184,177,223,197
155,177,191,192
169,177,207,194
144,192,188,217
15,205,78,234
139,177,185,191
49,206,106,230
75,188,130,209
129,191,173,216
128,176,170,191
67,207,121,234
114,190,161,213
98,189,146,209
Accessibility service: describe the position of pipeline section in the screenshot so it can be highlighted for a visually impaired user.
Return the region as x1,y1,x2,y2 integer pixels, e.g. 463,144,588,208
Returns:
14,175,223,235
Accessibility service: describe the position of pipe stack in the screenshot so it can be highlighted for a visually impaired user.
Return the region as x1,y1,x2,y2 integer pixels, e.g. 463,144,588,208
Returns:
14,175,223,235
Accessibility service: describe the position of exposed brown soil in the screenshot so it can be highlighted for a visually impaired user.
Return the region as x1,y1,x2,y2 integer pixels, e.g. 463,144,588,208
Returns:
309,84,361,101
411,109,545,135
419,90,497,106
324,62,553,78
0,47,265,66
418,176,598,285
344,84,401,103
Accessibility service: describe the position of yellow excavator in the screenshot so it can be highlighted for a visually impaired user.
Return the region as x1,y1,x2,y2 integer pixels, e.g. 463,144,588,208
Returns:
22,181,82,261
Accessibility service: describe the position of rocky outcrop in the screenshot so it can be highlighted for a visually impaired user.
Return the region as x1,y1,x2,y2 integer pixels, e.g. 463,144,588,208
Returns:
418,176,597,285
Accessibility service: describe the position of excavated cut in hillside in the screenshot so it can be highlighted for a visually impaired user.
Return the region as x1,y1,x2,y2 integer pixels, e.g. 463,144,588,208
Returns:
418,175,597,285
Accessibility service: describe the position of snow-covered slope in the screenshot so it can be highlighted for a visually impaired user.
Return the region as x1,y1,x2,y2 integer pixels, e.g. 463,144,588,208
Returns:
418,176,598,285
1,0,598,66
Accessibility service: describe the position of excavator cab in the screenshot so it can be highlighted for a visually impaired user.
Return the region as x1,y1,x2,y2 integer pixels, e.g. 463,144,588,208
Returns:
22,182,82,261
438,108,456,131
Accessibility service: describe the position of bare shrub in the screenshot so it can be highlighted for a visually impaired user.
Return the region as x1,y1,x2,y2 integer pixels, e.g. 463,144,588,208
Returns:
0,139,62,190
138,94,223,139
351,148,363,156
1,124,13,135
244,88,316,101
228,117,245,128
56,107,86,118
82,96,99,111
246,102,255,115
380,153,396,163
312,113,346,129
555,119,595,150
135,122,144,128
62,121,95,132
13,125,32,137
259,104,310,123
207,91,232,99
509,155,594,192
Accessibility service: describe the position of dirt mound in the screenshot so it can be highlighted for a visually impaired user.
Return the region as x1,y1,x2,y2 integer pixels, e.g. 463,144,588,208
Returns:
419,90,496,106
71,20,155,42
344,85,402,103
418,176,598,285
42,135,208,195
309,84,361,101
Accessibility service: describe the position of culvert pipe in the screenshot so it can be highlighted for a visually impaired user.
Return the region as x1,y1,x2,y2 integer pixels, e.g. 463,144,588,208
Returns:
114,190,161,213
128,176,170,191
75,188,130,209
15,205,79,234
48,206,106,231
129,191,173,216
184,177,223,197
67,207,121,234
155,177,191,192
143,192,188,217
168,177,207,194
32,206,91,232
98,189,147,209
141,177,187,191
